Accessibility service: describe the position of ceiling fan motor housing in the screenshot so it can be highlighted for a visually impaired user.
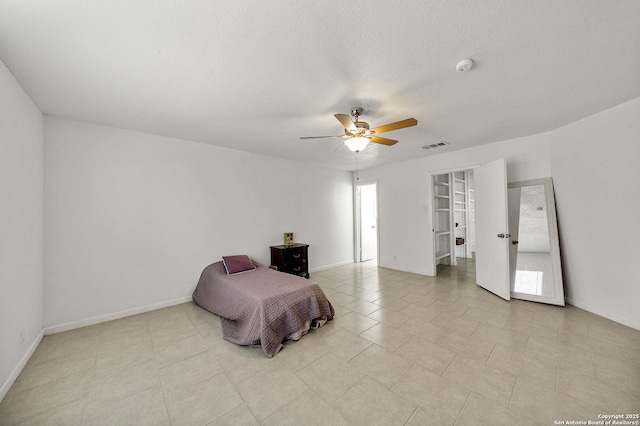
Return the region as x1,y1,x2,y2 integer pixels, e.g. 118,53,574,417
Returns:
346,121,370,136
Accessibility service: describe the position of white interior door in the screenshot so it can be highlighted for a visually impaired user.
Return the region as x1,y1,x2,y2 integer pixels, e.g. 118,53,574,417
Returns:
356,183,378,262
475,158,511,300
359,183,378,262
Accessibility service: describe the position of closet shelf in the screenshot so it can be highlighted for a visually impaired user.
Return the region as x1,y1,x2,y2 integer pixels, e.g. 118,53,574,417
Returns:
436,252,451,260
433,170,474,267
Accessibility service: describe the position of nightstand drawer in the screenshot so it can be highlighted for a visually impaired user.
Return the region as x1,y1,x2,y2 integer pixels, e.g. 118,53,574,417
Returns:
283,247,306,264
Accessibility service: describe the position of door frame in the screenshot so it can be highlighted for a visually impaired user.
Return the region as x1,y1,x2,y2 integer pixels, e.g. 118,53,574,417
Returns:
430,165,478,274
354,180,379,263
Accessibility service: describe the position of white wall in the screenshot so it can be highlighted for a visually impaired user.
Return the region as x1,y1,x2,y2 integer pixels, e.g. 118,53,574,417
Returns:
44,117,354,331
0,60,44,400
358,97,640,330
357,133,551,276
550,97,640,329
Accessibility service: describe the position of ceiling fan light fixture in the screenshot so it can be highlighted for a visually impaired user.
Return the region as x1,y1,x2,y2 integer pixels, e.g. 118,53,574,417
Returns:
300,108,417,151
345,137,370,153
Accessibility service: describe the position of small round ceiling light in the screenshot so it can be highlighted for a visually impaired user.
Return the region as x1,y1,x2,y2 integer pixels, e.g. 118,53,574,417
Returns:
456,58,474,72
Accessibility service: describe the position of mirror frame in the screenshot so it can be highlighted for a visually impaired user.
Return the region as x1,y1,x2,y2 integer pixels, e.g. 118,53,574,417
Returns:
508,177,565,306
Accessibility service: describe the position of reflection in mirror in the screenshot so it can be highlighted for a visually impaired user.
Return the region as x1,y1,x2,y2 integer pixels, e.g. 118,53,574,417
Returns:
508,178,564,306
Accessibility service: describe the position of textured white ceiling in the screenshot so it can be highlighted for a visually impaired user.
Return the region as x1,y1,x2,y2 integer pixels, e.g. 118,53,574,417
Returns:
1,1,639,171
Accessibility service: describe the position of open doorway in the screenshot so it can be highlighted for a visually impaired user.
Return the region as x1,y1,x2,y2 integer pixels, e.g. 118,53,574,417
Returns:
356,182,378,264
432,169,476,275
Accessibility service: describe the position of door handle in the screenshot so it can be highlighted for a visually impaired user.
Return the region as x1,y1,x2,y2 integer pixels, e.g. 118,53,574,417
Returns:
497,233,505,238
512,240,519,245
497,233,512,238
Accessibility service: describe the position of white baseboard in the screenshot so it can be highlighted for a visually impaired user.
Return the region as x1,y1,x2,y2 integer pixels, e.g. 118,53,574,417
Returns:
376,262,433,277
309,259,355,273
0,330,44,403
42,261,356,335
44,296,193,335
566,297,640,331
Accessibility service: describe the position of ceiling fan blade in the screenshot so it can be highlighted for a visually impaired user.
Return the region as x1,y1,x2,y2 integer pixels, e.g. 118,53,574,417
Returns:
300,135,345,139
371,118,417,134
334,113,357,132
369,136,398,146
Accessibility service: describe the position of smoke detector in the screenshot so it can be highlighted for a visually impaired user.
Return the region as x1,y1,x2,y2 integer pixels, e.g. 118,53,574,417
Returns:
456,58,474,72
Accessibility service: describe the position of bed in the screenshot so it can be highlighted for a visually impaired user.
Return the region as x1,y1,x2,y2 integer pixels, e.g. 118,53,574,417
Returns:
192,259,334,357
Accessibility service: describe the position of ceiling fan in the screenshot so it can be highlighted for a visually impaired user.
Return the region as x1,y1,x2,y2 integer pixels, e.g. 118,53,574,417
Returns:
301,108,418,152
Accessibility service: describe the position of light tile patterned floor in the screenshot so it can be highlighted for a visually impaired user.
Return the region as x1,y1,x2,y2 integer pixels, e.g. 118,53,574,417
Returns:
1,259,639,425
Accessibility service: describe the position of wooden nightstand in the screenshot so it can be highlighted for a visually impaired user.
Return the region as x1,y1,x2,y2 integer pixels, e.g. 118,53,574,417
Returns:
270,243,309,279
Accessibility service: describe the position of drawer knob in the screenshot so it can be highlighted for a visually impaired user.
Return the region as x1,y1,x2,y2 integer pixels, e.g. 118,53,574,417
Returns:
293,266,301,272
293,254,301,259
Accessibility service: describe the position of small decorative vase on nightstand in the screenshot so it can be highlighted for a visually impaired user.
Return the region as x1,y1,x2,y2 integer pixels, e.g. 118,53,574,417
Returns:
284,232,294,246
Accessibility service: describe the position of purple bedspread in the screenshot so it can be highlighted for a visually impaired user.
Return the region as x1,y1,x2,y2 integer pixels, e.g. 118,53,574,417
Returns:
192,261,334,357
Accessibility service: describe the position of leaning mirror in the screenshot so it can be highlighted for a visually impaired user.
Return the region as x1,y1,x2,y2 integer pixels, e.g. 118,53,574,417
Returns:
507,177,565,306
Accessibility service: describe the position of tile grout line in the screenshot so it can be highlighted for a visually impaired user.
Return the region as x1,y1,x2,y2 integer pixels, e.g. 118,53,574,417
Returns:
154,358,171,425
507,375,518,410
442,352,460,376
81,339,102,426
188,311,256,423
483,343,497,366
402,406,420,426
452,392,471,425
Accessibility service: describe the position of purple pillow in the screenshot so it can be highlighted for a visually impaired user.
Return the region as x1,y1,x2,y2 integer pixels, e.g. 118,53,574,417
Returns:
222,255,257,275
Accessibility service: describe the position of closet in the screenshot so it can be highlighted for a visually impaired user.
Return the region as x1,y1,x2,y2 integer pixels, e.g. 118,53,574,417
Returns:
432,170,474,268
